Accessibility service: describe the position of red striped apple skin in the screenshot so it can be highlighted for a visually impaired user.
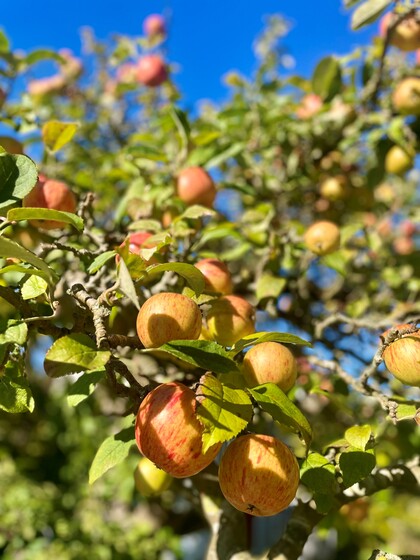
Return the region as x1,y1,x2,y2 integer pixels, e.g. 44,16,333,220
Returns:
218,434,299,516
242,341,297,392
382,325,420,387
135,382,222,478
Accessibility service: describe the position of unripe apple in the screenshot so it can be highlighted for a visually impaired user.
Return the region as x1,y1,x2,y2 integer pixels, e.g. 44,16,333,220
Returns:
320,176,348,201
23,175,77,230
206,295,255,347
0,136,24,154
384,146,413,175
143,14,166,37
134,456,172,496
176,167,216,208
304,221,340,256
379,12,420,52
242,342,297,392
136,292,202,348
135,382,222,477
382,324,420,386
296,93,323,119
194,258,233,295
137,55,167,87
218,434,299,516
392,77,420,116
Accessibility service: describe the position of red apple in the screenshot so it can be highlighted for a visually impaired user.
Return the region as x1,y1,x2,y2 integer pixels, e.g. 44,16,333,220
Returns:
400,220,417,237
134,456,172,496
393,237,414,255
304,221,341,256
218,434,300,516
116,231,159,265
136,292,202,348
382,324,420,387
135,382,222,477
194,258,233,295
137,55,167,87
206,295,255,347
242,341,297,392
143,14,166,37
176,167,216,208
23,175,77,230
392,77,420,116
379,12,420,52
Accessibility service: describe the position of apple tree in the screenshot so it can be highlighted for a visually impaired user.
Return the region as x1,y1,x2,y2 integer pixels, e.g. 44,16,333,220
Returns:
0,1,419,559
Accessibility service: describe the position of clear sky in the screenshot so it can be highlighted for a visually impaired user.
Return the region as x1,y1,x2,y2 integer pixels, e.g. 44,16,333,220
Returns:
2,0,378,107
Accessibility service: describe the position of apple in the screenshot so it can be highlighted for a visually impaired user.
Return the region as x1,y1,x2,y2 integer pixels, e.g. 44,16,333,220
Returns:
304,221,340,256
340,498,370,523
136,292,202,348
384,145,413,175
206,295,255,347
379,12,420,52
116,231,159,265
320,176,348,201
400,220,417,237
135,381,222,477
134,456,172,496
143,14,166,37
22,175,77,230
176,167,216,208
137,55,167,87
392,77,420,116
0,136,24,154
194,258,233,295
296,93,323,119
218,433,300,516
242,341,297,392
393,237,414,255
382,324,420,386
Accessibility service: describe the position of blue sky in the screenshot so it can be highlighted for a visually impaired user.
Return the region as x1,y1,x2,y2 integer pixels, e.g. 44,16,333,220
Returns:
2,0,378,107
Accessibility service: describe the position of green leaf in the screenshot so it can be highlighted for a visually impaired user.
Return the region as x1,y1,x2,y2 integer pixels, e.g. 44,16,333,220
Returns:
146,263,205,296
117,257,141,310
248,383,312,448
231,331,311,355
395,403,418,421
0,320,28,346
0,264,51,282
300,452,337,494
196,373,253,453
21,275,48,300
89,427,135,484
0,153,38,212
44,334,111,378
24,49,65,66
339,449,376,488
0,359,34,413
7,207,84,231
312,56,342,102
126,144,168,162
344,425,372,451
169,106,190,150
151,340,240,374
0,29,10,53
42,120,79,152
0,236,58,284
351,0,392,30
256,273,286,302
88,251,117,274
177,205,216,221
320,251,348,276
67,369,105,407
205,143,245,169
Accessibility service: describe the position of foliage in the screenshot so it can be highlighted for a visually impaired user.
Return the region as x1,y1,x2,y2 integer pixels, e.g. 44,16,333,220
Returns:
0,2,419,559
